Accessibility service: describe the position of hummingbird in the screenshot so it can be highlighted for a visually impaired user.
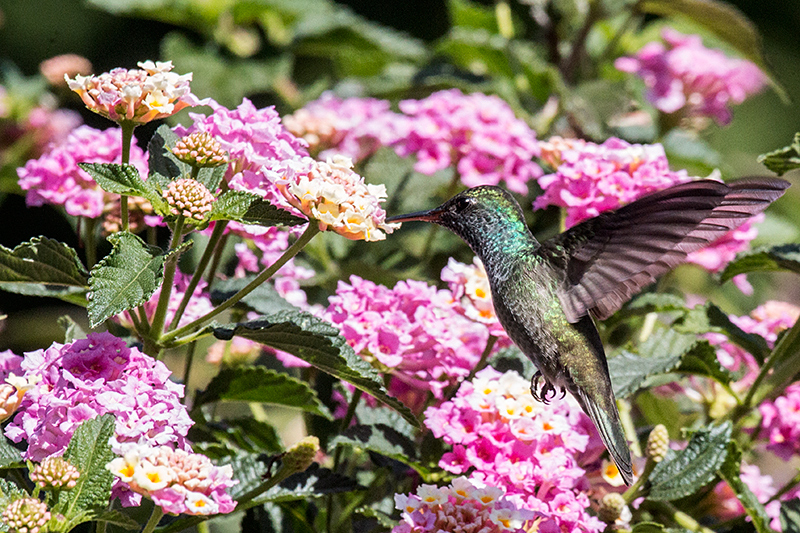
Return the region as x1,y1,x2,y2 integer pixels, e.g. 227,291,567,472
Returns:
386,177,789,485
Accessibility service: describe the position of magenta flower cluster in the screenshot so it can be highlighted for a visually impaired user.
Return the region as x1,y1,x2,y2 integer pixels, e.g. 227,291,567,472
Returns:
395,89,542,194
615,28,767,125
284,92,407,162
17,125,148,218
760,380,800,460
423,367,608,533
5,332,193,464
326,275,496,412
535,136,690,227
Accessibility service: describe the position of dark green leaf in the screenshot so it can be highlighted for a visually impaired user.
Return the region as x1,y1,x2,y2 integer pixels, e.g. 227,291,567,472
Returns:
94,510,140,531
632,524,667,533
609,329,697,398
0,478,26,506
488,344,536,377
720,244,800,282
677,303,770,363
211,277,299,315
354,403,416,441
758,133,800,176
677,340,732,387
58,315,87,343
0,434,22,468
212,312,419,427
0,237,89,306
148,124,187,187
329,423,418,467
56,414,116,525
636,0,772,79
717,441,775,533
627,293,688,312
87,231,166,327
448,0,497,31
193,365,332,420
211,190,307,227
79,163,166,212
260,463,362,503
649,421,732,501
781,499,800,533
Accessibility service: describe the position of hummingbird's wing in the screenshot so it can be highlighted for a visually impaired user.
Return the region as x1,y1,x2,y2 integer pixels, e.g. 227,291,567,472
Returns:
540,177,789,322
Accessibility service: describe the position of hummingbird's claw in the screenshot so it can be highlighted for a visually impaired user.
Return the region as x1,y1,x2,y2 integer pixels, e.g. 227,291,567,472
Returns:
530,371,567,404
531,371,543,402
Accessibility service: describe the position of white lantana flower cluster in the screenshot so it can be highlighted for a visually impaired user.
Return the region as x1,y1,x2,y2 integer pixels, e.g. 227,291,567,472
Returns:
269,155,399,241
65,60,196,124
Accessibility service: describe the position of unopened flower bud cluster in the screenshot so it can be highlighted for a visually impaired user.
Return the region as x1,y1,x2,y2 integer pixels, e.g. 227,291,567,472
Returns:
172,132,228,168
163,179,215,221
30,456,80,490
2,498,51,533
647,424,670,463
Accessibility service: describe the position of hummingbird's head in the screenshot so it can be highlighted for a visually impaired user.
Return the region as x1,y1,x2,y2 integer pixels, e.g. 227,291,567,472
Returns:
386,186,531,256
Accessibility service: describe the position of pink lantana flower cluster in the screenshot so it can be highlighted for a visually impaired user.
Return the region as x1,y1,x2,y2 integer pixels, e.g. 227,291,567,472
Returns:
392,477,535,533
284,92,407,162
535,136,690,228
4,332,193,465
424,367,607,533
615,28,767,125
108,443,237,515
395,89,543,194
66,60,197,124
326,275,494,411
268,155,399,241
710,462,782,528
760,380,800,460
441,257,509,339
17,125,148,219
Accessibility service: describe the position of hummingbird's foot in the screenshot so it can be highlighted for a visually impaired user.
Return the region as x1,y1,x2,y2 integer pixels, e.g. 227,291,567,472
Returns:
530,372,565,405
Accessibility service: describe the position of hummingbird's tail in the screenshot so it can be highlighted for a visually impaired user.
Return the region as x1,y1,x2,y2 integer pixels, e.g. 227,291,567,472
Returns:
575,388,634,486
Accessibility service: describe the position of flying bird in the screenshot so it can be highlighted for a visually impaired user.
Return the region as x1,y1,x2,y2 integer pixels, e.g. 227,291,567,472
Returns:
387,177,789,485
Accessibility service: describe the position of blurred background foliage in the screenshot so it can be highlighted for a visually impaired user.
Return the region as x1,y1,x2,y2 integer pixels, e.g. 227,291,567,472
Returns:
1,0,800,352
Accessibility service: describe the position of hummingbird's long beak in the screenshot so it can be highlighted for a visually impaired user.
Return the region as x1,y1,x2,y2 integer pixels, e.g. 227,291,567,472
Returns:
386,205,446,224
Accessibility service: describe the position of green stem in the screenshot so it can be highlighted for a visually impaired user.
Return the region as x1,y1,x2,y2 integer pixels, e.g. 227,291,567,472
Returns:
160,223,320,347
622,457,656,503
597,7,639,66
119,121,137,233
740,315,800,413
149,216,187,348
168,220,229,332
770,469,800,502
421,169,461,260
561,0,600,83
645,501,716,533
495,1,514,39
181,342,197,406
84,218,98,268
618,398,642,458
446,335,498,402
141,506,164,533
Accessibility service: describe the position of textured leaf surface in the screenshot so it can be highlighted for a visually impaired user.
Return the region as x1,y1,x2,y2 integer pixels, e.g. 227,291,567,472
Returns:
0,434,22,468
193,365,332,420
56,414,116,526
87,232,166,327
781,499,800,533
330,423,418,466
211,190,306,226
649,422,731,501
79,163,167,212
720,244,800,282
718,441,775,533
94,510,140,530
609,329,696,398
211,277,299,315
758,133,800,176
212,312,418,427
0,237,89,305
678,303,770,363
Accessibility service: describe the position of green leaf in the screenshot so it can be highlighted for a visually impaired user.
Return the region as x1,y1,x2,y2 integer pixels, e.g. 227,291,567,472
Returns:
676,340,732,387
448,0,497,31
0,478,26,506
609,329,697,398
212,312,419,427
632,524,668,533
259,463,362,503
147,124,227,193
0,237,89,306
79,163,167,212
677,303,770,363
649,421,732,501
55,414,116,526
87,231,166,327
720,244,800,282
58,314,87,343
211,190,307,227
0,434,22,468
636,0,773,81
94,510,140,530
758,133,800,176
211,277,300,315
627,293,688,313
329,423,419,469
717,440,776,533
193,365,333,420
488,344,537,378
781,499,800,533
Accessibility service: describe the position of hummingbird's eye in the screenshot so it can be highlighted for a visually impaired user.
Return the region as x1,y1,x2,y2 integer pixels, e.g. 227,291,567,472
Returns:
451,196,474,213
